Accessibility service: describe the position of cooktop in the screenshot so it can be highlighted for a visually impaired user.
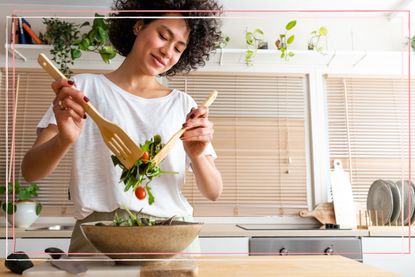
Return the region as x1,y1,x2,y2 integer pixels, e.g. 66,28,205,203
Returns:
236,224,348,230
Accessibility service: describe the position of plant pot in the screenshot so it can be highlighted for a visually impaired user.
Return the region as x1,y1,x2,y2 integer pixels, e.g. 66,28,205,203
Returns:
7,201,39,228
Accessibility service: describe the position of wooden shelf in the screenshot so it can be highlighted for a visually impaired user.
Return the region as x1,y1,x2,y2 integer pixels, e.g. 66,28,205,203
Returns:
2,44,412,74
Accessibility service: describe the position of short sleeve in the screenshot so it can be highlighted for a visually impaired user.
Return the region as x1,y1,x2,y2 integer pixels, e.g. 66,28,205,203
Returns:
36,104,56,134
185,143,218,171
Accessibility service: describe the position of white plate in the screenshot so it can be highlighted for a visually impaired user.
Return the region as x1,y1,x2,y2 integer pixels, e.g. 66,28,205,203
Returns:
367,180,393,225
384,180,401,224
395,180,415,225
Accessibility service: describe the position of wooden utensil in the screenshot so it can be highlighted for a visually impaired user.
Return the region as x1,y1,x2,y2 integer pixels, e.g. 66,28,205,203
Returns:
299,202,336,225
152,90,218,166
37,53,144,169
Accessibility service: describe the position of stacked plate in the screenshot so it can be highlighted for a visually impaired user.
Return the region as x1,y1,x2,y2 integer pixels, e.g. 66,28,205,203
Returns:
366,179,415,226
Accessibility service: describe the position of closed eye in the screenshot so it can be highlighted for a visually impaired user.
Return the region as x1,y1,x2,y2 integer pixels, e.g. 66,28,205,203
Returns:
159,33,167,40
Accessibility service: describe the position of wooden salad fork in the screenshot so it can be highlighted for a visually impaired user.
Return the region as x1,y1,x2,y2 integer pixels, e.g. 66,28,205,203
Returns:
38,53,144,169
152,90,218,166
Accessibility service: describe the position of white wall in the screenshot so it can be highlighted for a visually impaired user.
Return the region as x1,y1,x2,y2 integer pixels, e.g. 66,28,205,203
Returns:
0,0,412,57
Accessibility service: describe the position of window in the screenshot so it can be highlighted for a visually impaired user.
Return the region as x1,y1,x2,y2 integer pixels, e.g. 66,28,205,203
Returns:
169,72,310,216
1,69,311,217
0,69,73,216
326,76,412,206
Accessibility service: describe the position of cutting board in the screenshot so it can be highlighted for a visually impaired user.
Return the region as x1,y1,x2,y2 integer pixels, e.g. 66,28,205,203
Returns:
23,259,197,277
299,202,336,225
329,160,357,229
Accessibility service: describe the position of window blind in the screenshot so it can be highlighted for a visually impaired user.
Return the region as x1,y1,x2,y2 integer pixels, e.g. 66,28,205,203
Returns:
168,73,309,216
326,77,412,206
0,69,74,215
1,69,310,217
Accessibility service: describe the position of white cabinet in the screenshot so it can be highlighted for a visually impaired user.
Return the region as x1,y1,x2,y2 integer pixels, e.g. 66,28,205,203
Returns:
199,237,249,256
362,237,415,277
0,239,13,258
14,238,70,258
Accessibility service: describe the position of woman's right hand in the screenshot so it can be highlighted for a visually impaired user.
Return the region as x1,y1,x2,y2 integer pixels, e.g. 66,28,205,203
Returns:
51,79,87,146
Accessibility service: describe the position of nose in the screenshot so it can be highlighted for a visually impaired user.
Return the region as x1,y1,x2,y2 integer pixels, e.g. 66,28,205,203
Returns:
160,44,173,59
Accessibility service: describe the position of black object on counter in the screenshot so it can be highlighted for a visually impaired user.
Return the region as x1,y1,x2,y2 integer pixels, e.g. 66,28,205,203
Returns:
44,247,65,260
5,252,33,274
325,223,340,229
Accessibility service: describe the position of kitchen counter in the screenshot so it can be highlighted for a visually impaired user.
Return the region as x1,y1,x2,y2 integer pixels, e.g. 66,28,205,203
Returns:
0,256,401,276
1,224,370,238
3,224,415,238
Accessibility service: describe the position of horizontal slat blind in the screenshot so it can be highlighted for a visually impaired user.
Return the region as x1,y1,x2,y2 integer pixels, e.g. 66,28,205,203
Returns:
0,69,73,209
326,77,412,206
168,73,309,216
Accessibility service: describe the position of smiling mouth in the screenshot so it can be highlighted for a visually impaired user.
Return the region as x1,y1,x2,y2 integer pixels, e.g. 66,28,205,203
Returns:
151,55,166,67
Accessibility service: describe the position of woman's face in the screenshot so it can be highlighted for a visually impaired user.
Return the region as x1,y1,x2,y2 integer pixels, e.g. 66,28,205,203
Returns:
130,14,190,76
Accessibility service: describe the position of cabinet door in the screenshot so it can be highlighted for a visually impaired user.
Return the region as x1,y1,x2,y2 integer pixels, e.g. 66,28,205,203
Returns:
199,237,249,256
0,239,13,258
362,237,415,277
14,238,70,258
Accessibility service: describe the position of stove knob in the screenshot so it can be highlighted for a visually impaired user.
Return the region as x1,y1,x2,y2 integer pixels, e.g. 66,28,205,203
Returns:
324,247,334,255
279,248,288,256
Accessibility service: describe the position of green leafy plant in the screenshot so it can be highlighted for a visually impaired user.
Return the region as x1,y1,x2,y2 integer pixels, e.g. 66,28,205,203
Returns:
39,18,80,76
0,181,42,216
275,20,297,61
308,26,328,54
111,135,177,205
72,14,117,64
411,36,415,51
216,35,230,49
39,14,117,77
245,28,266,65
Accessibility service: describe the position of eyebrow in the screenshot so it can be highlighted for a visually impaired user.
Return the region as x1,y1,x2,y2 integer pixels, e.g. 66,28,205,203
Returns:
160,25,187,47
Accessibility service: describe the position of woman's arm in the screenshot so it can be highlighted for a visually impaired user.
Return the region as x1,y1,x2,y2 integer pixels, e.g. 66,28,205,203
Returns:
181,106,223,201
21,79,87,182
189,155,223,201
21,125,72,182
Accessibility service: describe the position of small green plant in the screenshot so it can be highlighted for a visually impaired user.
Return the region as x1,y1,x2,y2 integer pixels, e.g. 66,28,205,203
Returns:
245,28,266,66
0,181,42,215
308,26,328,54
216,35,230,49
39,18,80,76
411,36,415,51
275,20,297,61
39,14,117,77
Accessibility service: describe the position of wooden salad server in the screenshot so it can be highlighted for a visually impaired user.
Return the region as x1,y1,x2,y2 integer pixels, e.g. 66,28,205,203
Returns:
152,90,218,166
38,53,144,169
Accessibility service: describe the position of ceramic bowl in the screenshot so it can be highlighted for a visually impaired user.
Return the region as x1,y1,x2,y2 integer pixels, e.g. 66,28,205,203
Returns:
80,221,203,260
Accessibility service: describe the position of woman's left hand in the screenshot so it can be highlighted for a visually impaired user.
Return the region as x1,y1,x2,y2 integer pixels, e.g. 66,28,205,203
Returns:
181,106,214,158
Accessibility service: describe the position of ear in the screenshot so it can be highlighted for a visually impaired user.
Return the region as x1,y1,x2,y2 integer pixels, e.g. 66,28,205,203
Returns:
133,20,144,36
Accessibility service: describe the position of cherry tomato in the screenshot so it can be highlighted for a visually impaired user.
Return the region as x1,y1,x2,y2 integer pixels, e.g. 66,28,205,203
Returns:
142,152,150,162
135,186,146,200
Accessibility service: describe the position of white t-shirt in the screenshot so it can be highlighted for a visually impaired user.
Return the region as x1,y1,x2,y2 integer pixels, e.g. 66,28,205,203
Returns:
37,74,216,220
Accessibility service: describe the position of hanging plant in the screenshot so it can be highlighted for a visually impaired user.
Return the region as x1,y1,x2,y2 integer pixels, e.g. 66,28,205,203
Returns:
275,20,297,61
245,28,266,66
39,18,80,76
308,26,328,54
39,14,117,77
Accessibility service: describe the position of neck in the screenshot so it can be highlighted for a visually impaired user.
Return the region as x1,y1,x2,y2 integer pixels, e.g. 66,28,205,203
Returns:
105,57,166,98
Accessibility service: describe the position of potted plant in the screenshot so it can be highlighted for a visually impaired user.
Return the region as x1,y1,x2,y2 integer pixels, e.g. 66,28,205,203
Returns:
307,26,328,54
275,20,297,61
245,28,266,66
39,13,117,77
0,181,42,228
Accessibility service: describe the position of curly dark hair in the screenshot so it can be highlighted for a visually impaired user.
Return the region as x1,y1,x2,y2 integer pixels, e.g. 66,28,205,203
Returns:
108,0,223,77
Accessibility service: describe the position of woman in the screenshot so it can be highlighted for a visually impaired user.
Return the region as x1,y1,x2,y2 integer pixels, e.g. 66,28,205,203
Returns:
21,0,223,253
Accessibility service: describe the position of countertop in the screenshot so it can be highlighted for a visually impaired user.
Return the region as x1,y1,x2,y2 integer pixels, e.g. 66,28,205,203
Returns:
3,224,415,238
0,256,401,276
1,224,370,238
